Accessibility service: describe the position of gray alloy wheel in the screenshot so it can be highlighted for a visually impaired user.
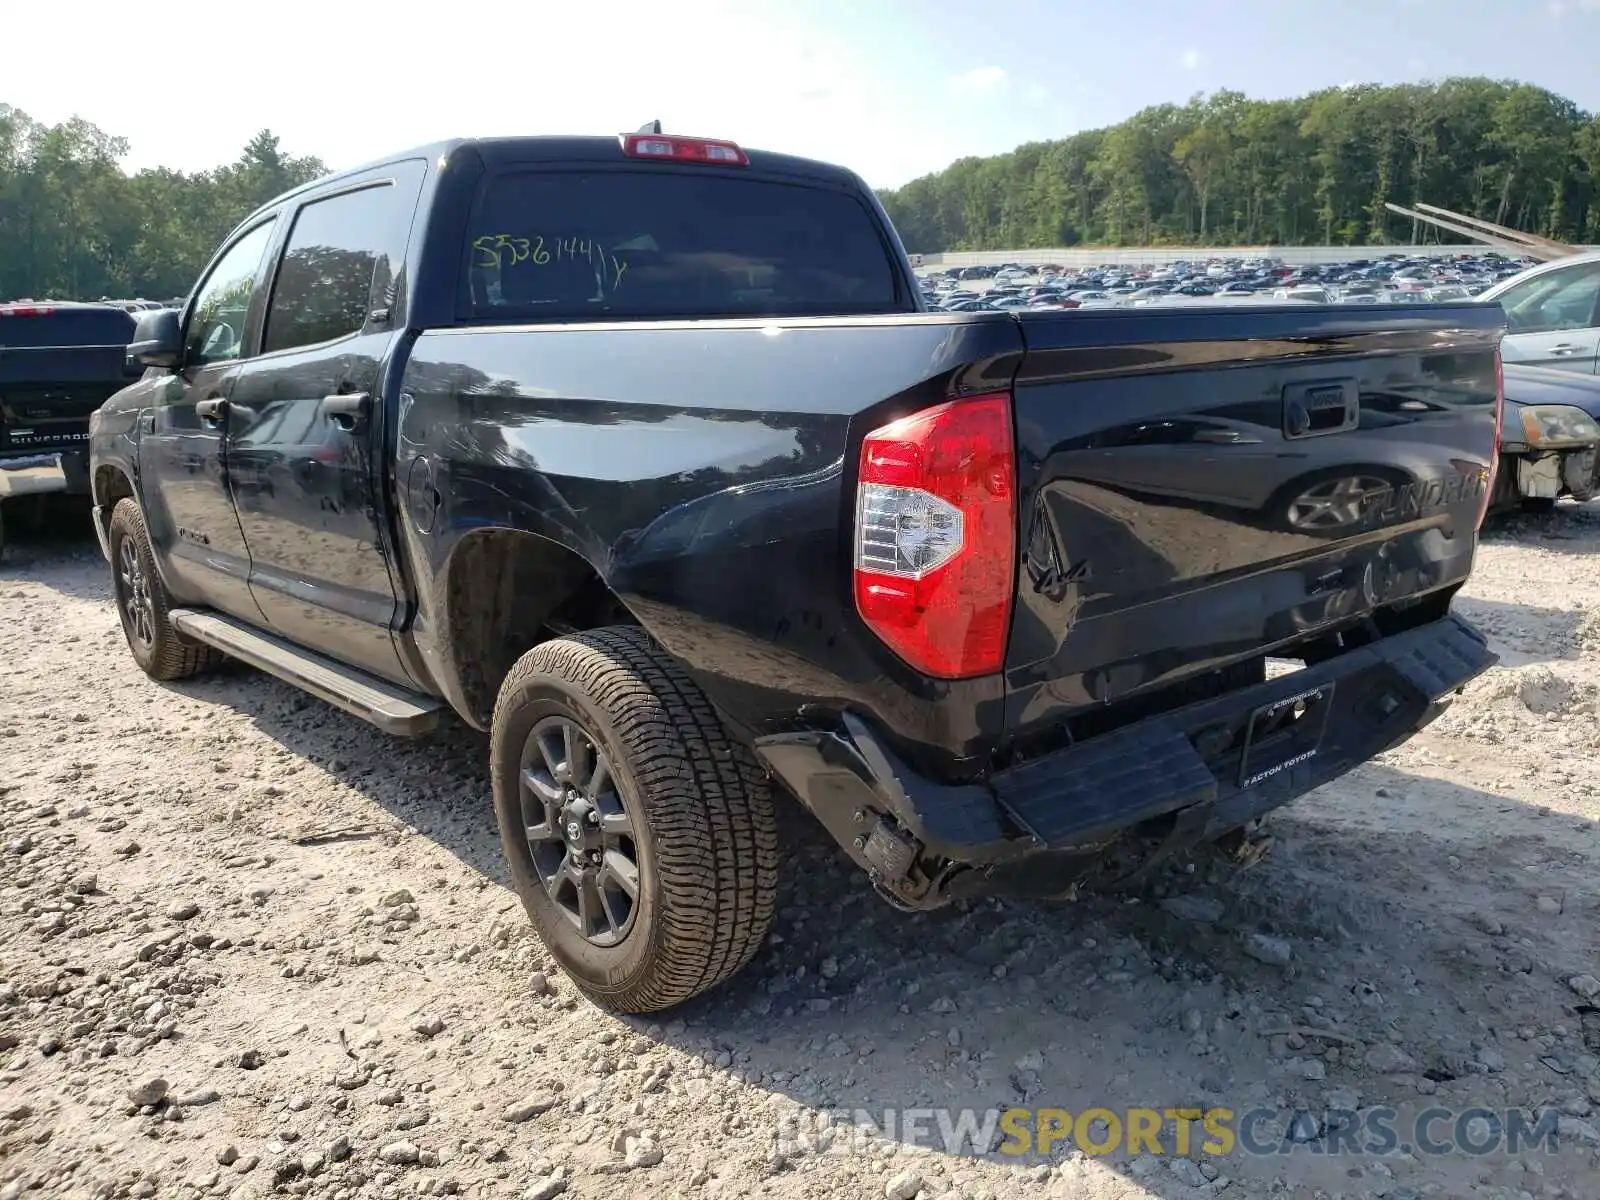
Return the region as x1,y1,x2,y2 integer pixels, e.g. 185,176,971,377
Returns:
519,714,642,947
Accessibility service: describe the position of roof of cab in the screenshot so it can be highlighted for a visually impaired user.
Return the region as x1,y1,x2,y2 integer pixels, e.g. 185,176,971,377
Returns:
236,135,863,230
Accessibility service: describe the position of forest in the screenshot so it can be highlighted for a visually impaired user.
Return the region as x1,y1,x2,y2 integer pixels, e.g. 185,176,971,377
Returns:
5,80,1600,300
0,104,325,302
876,79,1600,253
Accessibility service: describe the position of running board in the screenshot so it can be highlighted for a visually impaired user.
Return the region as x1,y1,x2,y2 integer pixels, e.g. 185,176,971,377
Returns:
170,609,443,736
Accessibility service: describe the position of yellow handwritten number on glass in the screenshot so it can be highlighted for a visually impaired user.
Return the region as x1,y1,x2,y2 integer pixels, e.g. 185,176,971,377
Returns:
477,232,614,274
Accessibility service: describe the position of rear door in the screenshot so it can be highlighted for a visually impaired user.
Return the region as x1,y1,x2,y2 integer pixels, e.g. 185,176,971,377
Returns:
225,164,424,685
138,218,278,618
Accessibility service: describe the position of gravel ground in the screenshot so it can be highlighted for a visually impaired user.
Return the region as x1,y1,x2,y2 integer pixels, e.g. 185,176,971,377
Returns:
2,505,1600,1200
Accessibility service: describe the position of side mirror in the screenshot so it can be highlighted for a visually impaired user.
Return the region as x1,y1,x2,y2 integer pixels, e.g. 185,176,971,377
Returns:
126,308,183,371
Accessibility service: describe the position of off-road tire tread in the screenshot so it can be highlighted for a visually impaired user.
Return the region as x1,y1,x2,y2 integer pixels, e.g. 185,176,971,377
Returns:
108,499,222,681
494,626,779,1012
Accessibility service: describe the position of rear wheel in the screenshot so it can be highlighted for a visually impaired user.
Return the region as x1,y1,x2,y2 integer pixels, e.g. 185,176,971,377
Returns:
107,499,221,681
490,626,779,1012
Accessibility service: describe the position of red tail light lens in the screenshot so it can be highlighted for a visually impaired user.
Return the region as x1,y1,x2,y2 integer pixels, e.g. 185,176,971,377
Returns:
619,134,748,166
854,393,1016,679
1478,347,1504,529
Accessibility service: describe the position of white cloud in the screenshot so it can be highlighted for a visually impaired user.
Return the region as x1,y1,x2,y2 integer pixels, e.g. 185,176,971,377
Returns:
1024,83,1051,105
950,66,1008,95
1180,48,1202,71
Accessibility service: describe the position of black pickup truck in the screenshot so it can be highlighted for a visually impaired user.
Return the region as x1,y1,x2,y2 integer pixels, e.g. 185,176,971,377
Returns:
1,302,135,553
90,132,1506,1012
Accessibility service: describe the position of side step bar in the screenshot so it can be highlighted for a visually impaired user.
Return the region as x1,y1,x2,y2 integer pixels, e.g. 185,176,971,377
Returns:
170,609,443,736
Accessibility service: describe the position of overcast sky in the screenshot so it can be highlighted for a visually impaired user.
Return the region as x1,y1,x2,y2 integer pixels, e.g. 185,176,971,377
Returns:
6,0,1600,189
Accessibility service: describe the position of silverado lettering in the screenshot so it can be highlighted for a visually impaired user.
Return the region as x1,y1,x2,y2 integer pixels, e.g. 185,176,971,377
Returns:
8,431,90,444
89,131,1507,1014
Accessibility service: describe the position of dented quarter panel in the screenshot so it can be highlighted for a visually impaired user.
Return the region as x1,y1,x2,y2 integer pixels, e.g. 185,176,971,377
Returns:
394,313,1023,770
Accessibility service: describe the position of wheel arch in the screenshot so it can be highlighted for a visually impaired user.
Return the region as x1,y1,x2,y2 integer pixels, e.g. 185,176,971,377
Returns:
436,527,637,729
91,463,138,552
93,462,137,508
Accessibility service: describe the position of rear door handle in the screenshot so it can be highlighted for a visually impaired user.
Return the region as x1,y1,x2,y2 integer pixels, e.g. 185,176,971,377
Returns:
321,392,370,430
195,397,228,421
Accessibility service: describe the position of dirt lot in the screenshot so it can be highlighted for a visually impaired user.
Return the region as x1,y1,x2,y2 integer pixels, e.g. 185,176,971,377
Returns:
2,506,1599,1200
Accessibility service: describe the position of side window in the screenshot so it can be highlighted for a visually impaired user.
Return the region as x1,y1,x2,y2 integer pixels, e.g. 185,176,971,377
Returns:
263,184,407,354
185,221,276,367
1496,264,1600,335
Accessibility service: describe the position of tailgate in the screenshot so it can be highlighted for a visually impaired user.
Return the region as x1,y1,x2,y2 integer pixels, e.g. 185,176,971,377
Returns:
1,382,124,454
1,346,133,456
1,316,135,456
1004,303,1505,744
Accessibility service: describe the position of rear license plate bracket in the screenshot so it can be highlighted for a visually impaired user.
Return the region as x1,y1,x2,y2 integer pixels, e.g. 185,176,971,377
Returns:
1237,682,1334,788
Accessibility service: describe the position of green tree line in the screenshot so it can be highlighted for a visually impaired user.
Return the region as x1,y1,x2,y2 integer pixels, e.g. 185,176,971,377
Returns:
878,78,1600,253
0,104,326,301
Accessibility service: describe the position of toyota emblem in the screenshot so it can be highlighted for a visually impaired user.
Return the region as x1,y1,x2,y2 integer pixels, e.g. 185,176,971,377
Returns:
566,820,581,842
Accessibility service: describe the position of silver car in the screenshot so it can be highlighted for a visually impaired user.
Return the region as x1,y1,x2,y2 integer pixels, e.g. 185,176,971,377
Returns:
1477,250,1600,373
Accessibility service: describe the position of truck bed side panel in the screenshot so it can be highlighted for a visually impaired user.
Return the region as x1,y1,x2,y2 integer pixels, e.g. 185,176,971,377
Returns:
1006,304,1504,747
394,314,1021,766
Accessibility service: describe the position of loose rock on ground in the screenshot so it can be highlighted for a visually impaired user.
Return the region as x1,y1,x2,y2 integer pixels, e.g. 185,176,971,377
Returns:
2,506,1600,1197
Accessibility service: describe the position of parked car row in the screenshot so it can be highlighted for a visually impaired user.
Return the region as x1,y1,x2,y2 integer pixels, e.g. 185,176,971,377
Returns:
94,297,184,313
921,247,1600,514
2,297,183,314
919,247,1600,378
918,251,1535,314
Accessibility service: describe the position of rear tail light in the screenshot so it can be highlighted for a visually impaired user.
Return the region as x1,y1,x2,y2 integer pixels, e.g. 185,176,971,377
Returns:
853,393,1016,679
1478,347,1504,528
619,133,748,167
0,304,56,317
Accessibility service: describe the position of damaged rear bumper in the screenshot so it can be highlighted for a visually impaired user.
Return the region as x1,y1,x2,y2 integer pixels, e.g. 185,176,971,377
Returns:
756,613,1495,908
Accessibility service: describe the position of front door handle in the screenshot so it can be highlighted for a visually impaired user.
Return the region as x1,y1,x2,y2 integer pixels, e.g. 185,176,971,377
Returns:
321,392,370,431
1548,343,1584,355
195,397,229,421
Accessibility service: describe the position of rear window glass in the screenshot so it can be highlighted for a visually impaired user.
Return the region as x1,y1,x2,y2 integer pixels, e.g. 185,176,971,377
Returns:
0,306,135,349
464,170,908,321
